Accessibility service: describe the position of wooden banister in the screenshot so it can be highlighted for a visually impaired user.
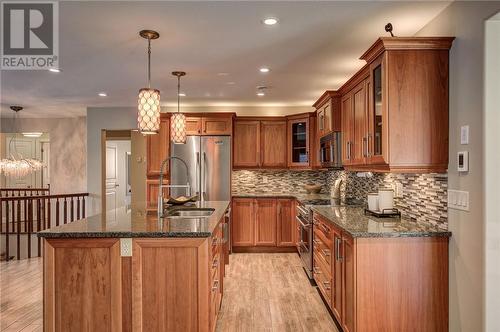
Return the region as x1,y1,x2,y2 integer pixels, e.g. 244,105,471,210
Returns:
0,192,89,261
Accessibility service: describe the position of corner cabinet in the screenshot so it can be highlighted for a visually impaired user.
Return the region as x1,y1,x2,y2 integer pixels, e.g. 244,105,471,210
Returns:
340,37,454,173
231,197,296,250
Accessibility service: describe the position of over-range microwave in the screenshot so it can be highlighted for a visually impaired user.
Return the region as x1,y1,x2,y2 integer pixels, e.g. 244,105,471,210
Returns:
319,132,342,168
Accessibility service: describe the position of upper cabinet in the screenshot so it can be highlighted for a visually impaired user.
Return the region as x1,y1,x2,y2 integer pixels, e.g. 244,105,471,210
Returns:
313,91,342,138
185,115,233,136
261,121,287,168
340,37,454,173
233,120,261,168
287,113,316,169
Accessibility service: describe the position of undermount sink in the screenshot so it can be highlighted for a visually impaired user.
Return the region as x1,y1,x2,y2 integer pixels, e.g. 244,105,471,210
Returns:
165,208,215,218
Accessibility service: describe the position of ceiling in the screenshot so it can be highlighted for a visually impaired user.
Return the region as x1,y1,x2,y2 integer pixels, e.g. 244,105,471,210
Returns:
0,1,451,118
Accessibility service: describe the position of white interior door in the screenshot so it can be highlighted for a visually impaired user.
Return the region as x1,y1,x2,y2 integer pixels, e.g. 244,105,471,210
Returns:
5,135,37,188
41,141,50,188
105,144,118,211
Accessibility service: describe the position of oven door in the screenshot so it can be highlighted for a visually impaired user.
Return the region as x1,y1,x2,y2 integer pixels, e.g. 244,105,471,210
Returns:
296,214,313,277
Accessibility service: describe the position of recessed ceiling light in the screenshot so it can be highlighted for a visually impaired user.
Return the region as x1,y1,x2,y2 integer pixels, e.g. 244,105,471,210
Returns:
48,68,60,73
226,81,236,85
178,93,186,97
259,67,270,73
98,92,107,97
22,132,43,138
263,17,279,26
217,72,229,76
257,91,265,97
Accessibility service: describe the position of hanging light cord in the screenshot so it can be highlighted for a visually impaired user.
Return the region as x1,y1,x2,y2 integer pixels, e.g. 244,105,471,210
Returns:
147,37,151,89
177,75,181,113
8,110,21,160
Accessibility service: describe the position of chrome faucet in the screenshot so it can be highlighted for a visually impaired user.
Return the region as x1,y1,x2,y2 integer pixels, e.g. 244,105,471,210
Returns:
158,156,191,217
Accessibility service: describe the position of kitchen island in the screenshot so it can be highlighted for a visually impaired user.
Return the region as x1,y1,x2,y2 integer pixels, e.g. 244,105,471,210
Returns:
311,206,450,332
38,201,230,332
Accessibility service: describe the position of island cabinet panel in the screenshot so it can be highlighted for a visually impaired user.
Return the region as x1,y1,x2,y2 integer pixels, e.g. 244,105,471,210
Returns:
261,121,287,168
233,121,261,167
43,239,122,332
132,238,211,332
254,199,277,246
276,198,294,247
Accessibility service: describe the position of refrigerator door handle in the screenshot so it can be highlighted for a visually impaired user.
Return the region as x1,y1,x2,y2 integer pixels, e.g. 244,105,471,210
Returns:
202,152,207,201
196,151,200,196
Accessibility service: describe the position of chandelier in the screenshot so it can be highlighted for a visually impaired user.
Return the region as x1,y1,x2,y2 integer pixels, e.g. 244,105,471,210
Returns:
137,30,161,135
170,71,187,144
0,106,43,178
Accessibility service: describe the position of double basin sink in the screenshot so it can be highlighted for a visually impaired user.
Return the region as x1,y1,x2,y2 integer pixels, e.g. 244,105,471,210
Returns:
164,207,215,219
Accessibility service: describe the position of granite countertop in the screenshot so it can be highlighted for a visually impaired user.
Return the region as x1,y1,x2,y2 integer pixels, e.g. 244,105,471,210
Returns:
37,201,230,239
231,191,332,203
311,206,451,238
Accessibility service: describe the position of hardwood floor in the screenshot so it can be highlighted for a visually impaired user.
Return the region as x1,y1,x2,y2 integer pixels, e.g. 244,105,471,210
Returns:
0,253,337,332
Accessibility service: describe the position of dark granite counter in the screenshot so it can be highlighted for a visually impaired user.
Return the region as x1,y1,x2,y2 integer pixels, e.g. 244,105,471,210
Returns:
37,201,230,238
311,206,451,238
232,191,332,204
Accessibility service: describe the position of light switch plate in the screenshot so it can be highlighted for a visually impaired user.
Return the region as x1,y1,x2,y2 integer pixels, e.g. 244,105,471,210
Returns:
448,190,469,211
120,238,132,257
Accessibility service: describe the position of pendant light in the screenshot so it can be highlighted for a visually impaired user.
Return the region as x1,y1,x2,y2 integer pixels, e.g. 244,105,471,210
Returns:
137,30,161,135
0,106,43,178
170,71,187,144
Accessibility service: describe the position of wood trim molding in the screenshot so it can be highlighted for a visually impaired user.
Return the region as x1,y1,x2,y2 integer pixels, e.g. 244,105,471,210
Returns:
360,37,455,64
312,90,341,109
338,64,370,96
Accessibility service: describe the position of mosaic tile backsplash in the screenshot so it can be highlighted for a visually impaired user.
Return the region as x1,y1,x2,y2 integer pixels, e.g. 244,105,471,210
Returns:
232,170,448,226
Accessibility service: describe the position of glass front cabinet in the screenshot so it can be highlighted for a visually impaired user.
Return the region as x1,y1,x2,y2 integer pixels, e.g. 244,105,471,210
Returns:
367,55,387,165
287,117,310,168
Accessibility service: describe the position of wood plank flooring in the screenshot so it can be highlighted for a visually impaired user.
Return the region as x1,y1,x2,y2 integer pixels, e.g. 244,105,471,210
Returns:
0,253,337,332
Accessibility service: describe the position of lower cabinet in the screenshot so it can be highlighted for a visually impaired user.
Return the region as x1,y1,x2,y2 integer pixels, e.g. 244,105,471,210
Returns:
43,221,226,332
232,197,296,250
312,212,449,332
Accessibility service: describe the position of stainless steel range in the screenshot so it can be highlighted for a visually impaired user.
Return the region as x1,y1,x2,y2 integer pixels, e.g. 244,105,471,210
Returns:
296,198,363,279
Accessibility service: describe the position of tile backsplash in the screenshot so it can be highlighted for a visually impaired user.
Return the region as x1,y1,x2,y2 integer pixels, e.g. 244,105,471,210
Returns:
232,169,448,227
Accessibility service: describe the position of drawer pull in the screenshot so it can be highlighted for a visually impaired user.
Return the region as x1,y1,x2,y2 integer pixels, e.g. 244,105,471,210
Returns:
212,259,219,269
212,237,218,246
321,249,331,257
336,238,343,262
323,281,331,290
320,223,330,233
313,239,320,245
212,280,219,292
314,266,322,274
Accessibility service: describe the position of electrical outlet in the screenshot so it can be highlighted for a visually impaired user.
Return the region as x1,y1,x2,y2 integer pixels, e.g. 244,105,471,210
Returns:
120,238,132,257
395,182,403,198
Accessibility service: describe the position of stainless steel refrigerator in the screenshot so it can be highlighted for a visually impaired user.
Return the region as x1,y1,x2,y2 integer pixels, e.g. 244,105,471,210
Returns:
170,136,231,201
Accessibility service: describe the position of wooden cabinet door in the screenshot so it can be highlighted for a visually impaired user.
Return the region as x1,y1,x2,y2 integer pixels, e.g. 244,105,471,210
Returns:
351,82,367,165
233,121,261,167
332,227,343,323
185,117,202,135
146,179,161,211
342,234,356,332
341,94,353,165
202,117,232,135
323,103,332,134
231,198,255,247
261,121,287,168
146,117,169,176
287,118,310,168
276,199,294,247
255,199,277,246
317,108,325,137
368,55,387,165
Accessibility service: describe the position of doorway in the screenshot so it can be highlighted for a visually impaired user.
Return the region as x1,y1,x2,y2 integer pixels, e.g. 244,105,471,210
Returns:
101,130,146,213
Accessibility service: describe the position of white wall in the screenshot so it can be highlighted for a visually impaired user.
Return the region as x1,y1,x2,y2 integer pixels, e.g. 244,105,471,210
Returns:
86,107,137,215
416,2,500,331
484,12,500,332
0,117,86,194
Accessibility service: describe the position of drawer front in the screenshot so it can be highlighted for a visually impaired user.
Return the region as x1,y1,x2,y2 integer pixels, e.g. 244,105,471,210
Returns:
314,216,332,239
313,256,332,304
313,231,332,272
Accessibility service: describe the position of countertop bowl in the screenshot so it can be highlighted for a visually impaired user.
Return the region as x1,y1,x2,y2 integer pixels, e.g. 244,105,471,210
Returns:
304,184,322,194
